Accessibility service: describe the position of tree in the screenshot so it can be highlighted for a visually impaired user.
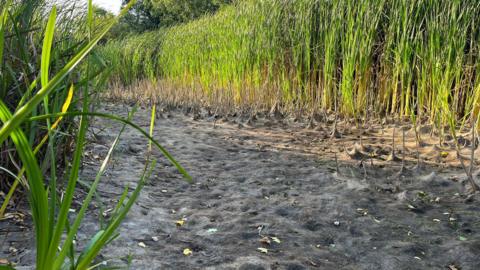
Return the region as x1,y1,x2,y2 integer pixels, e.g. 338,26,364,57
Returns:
121,0,233,32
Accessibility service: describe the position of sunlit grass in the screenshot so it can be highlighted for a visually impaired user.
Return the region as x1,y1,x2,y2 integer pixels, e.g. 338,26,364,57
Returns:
101,0,480,127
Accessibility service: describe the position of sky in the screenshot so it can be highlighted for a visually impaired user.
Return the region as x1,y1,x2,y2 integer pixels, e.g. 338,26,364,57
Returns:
52,0,122,14
93,0,122,14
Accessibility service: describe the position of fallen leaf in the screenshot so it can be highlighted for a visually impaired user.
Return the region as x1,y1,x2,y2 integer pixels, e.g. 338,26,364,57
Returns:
207,228,218,234
152,236,159,242
176,218,186,226
257,247,269,254
459,236,467,241
448,264,459,270
308,259,318,266
0,258,9,264
433,219,441,222
183,248,193,256
259,237,271,245
271,237,281,244
441,152,449,158
414,256,422,260
138,242,146,248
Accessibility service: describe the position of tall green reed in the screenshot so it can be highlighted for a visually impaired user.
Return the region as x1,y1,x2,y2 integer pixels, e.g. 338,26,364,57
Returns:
100,0,480,128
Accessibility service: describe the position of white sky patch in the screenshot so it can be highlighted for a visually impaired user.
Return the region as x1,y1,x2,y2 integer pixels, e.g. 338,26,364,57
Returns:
93,0,122,14
52,0,122,14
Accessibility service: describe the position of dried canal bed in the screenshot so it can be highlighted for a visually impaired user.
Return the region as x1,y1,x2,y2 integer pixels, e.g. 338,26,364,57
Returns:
2,103,480,269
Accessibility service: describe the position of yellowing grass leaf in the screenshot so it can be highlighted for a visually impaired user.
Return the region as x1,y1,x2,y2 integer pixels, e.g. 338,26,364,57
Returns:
51,84,74,130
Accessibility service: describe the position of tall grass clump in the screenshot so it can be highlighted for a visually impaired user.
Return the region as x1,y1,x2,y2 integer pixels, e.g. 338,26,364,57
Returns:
101,0,480,127
0,0,190,269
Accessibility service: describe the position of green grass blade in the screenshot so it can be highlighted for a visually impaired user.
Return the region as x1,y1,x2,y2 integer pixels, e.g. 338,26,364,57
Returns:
0,0,138,145
0,101,49,267
41,6,56,88
75,160,157,270
29,111,192,182
0,4,7,72
52,110,134,269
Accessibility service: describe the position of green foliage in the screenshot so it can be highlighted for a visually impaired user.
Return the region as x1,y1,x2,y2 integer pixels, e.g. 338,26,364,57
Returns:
0,0,190,269
120,0,233,32
101,0,480,127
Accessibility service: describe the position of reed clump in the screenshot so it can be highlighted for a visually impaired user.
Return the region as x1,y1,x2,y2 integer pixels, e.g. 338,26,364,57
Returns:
101,0,480,127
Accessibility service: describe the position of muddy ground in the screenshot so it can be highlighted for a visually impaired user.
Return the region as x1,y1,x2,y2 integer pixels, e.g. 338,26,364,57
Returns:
1,103,480,269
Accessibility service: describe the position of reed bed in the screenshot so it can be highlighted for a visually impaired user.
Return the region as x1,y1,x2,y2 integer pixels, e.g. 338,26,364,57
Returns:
101,0,480,126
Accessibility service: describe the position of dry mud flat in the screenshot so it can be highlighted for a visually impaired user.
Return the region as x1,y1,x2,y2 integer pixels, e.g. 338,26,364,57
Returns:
2,103,480,269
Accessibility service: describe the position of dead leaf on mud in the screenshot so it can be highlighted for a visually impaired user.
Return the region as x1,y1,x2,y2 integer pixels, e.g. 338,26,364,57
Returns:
458,236,467,241
176,218,187,226
0,212,25,222
448,264,460,270
0,258,9,264
183,248,193,256
138,242,147,248
207,228,218,234
308,258,318,266
356,208,368,215
257,247,269,254
271,237,281,244
259,237,271,245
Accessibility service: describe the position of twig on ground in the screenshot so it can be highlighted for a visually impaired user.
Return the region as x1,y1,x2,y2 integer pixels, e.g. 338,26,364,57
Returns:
335,152,339,175
451,119,479,193
388,127,399,162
